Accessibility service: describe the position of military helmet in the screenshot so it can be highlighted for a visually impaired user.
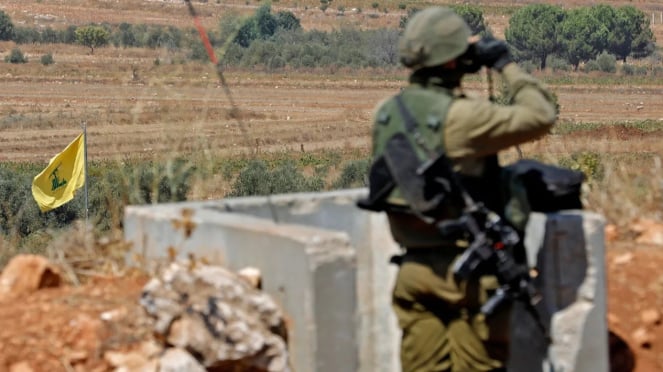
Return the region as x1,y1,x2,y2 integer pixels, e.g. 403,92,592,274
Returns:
399,7,471,70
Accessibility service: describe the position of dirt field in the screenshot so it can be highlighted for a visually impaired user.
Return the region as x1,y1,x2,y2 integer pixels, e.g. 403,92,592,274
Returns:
1,1,663,371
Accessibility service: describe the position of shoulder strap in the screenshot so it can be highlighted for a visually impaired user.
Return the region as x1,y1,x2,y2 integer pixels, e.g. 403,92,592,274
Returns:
394,94,418,135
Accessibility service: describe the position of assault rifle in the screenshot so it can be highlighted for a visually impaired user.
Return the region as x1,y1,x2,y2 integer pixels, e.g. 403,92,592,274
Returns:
435,200,540,317
416,157,546,331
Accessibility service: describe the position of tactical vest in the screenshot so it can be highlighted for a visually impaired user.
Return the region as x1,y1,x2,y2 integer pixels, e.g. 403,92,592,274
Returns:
366,86,503,248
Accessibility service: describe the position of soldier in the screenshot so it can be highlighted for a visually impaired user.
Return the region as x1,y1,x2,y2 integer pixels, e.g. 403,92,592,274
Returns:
369,6,557,372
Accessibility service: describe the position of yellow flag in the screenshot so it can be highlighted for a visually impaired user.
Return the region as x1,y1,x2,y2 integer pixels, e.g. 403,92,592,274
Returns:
31,133,86,212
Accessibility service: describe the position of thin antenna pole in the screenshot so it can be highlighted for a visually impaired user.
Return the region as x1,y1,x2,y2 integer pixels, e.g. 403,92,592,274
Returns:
183,0,251,150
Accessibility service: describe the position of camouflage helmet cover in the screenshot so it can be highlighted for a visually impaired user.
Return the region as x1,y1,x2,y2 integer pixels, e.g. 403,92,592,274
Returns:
399,7,472,70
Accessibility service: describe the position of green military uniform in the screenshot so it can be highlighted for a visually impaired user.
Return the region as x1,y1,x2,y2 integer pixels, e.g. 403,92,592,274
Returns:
370,7,557,372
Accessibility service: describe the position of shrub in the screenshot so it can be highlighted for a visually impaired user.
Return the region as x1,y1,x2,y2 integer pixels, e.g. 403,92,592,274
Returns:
40,53,54,65
13,27,40,44
332,160,369,189
583,60,600,73
595,51,617,73
558,152,604,181
546,55,570,72
621,63,647,76
518,60,537,73
0,10,14,41
229,160,324,197
5,48,27,63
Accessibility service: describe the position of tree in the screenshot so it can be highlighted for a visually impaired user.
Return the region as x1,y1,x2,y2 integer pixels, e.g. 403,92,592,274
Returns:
587,5,654,63
451,5,487,36
41,27,59,43
0,10,14,41
254,4,277,39
613,6,655,61
590,5,621,59
234,4,281,48
276,11,301,31
61,25,78,44
558,7,609,70
235,17,259,48
505,4,565,70
75,25,109,54
399,6,486,35
117,22,139,47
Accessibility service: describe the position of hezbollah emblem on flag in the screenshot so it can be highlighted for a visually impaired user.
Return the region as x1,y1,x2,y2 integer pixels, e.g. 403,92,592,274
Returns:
32,133,86,212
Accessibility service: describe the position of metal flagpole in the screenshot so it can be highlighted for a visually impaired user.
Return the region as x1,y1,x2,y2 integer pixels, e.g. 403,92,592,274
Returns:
82,121,89,227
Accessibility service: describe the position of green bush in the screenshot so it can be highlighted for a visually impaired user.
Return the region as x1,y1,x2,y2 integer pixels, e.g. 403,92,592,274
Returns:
621,63,648,76
5,48,27,63
583,60,600,73
332,160,369,189
558,152,604,181
546,55,570,72
0,10,14,41
595,51,617,73
518,60,537,73
40,53,54,65
229,160,324,197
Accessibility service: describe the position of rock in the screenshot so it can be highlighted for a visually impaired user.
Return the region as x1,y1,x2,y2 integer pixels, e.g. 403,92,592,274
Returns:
99,307,128,322
631,327,653,349
9,361,34,372
631,218,663,245
159,348,206,372
103,340,163,372
238,266,263,289
636,226,663,245
607,312,620,327
612,252,634,266
0,254,61,299
604,224,618,242
641,309,662,327
141,262,290,372
104,349,158,372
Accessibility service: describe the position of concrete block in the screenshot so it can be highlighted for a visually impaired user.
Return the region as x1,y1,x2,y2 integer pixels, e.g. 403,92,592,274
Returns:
207,189,402,372
124,201,358,372
510,211,608,372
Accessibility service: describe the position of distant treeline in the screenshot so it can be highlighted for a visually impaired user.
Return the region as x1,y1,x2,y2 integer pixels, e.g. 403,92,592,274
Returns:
0,3,658,72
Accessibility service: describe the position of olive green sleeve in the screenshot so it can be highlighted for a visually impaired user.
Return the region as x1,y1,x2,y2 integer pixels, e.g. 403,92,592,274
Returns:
444,63,557,159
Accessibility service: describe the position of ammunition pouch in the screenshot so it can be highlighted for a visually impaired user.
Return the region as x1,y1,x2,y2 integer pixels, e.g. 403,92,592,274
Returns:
357,132,461,217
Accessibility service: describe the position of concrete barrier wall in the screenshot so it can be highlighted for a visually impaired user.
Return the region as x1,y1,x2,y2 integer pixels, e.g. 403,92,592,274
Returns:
511,211,609,372
124,201,359,372
124,189,608,372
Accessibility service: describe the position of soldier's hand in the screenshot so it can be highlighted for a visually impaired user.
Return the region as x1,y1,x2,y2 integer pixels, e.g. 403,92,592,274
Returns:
474,37,512,72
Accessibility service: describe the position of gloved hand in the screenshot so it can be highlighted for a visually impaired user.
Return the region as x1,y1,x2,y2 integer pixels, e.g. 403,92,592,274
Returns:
474,37,512,72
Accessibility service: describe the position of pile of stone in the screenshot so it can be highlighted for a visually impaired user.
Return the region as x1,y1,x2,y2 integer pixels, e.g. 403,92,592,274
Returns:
0,254,290,372
138,261,290,372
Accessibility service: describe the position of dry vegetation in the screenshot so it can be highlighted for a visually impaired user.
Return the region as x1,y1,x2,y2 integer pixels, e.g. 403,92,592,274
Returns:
1,0,663,371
